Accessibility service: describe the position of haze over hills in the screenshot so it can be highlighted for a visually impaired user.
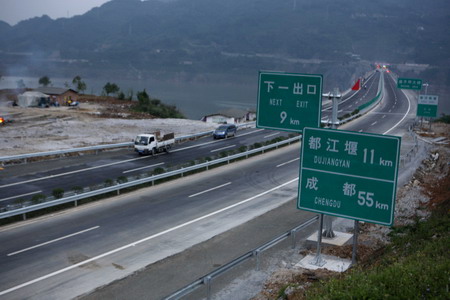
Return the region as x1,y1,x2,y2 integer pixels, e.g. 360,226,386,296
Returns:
0,0,449,90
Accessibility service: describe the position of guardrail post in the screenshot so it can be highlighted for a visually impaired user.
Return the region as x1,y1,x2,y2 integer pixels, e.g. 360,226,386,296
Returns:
290,229,297,249
254,249,261,271
22,213,26,221
203,275,212,300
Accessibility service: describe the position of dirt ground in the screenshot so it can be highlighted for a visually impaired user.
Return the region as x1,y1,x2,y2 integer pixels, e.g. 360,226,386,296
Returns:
0,92,217,156
251,123,450,300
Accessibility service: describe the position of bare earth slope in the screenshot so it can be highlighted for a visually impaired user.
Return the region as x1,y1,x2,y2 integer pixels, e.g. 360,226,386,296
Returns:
0,99,217,156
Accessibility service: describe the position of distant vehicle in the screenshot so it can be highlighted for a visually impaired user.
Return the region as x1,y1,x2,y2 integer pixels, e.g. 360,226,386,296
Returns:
213,124,237,139
66,99,79,106
134,132,175,155
0,117,4,125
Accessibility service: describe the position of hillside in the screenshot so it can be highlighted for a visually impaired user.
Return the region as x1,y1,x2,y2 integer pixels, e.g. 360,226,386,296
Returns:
0,0,449,82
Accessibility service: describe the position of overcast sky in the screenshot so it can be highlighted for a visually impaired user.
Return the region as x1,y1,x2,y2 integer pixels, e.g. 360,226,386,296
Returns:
0,0,111,25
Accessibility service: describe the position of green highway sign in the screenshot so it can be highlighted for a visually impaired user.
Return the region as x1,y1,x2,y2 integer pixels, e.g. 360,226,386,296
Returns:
397,77,422,90
257,71,323,132
417,95,439,118
298,127,401,226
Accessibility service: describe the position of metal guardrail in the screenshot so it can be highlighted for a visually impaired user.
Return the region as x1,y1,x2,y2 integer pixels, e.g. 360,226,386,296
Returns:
0,142,134,164
337,70,385,125
0,135,299,220
0,122,256,164
165,215,319,300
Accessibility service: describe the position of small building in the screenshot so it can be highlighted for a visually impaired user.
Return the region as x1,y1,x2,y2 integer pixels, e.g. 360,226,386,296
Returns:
17,91,50,107
201,108,250,124
34,87,79,106
246,110,256,122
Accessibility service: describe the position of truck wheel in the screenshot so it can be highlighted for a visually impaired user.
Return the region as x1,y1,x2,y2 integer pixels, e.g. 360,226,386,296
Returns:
151,148,156,156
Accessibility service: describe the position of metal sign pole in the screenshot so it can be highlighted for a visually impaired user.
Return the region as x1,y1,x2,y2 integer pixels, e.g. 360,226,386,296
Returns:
322,87,340,238
310,213,326,266
351,220,359,266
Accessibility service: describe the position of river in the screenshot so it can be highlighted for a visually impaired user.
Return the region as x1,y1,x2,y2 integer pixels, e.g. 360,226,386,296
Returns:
0,75,257,120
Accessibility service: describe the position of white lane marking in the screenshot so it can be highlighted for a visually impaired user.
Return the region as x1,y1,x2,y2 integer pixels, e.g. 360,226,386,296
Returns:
337,109,343,113
358,129,363,132
0,129,266,189
0,178,297,297
382,115,386,119
264,132,280,139
188,182,232,198
0,190,42,202
123,162,165,174
210,145,235,153
371,121,377,126
7,226,100,257
0,156,152,189
276,158,299,168
171,129,265,153
383,86,411,135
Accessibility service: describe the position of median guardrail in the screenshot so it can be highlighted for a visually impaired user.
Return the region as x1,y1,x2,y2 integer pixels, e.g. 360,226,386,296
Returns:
338,70,385,125
0,122,256,165
0,134,299,220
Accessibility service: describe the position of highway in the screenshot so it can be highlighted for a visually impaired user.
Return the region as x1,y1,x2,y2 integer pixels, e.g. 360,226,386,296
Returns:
0,70,416,299
0,71,379,207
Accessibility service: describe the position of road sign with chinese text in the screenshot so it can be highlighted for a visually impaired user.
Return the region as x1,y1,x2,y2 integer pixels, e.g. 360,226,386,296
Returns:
298,128,401,226
397,77,422,90
417,95,439,118
257,71,322,132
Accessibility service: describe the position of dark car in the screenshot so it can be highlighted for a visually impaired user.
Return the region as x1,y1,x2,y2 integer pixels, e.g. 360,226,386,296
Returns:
213,124,237,139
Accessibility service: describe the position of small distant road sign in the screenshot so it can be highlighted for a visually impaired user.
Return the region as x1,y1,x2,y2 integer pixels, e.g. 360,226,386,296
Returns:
298,127,401,226
417,95,439,118
257,71,322,132
397,77,422,90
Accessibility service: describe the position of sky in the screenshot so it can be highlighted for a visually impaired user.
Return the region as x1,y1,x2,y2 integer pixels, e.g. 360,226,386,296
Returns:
0,0,111,25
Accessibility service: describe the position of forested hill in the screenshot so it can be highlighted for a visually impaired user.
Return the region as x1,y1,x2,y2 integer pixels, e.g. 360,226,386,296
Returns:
0,0,449,78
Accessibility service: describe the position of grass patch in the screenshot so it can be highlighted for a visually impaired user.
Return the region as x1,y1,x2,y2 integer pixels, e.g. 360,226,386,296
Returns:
301,209,450,299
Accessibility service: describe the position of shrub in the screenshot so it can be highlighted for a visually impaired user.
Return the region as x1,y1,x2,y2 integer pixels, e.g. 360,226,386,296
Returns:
435,114,450,124
153,167,165,175
117,176,128,184
31,194,46,204
52,188,65,199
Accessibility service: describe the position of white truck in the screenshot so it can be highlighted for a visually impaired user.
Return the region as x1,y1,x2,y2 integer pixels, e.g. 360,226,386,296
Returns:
134,132,175,155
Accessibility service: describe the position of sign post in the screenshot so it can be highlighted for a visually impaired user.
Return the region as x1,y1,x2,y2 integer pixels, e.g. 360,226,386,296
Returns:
298,127,401,226
257,71,323,132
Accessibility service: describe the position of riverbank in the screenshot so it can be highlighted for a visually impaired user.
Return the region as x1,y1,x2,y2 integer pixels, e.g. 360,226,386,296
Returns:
0,99,217,156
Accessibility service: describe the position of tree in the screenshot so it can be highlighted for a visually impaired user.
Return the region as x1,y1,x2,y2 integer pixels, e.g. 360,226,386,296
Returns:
72,75,87,94
137,89,150,105
38,76,51,87
103,82,120,96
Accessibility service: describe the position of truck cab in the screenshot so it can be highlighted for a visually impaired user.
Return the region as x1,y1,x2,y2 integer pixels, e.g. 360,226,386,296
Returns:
134,133,175,155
